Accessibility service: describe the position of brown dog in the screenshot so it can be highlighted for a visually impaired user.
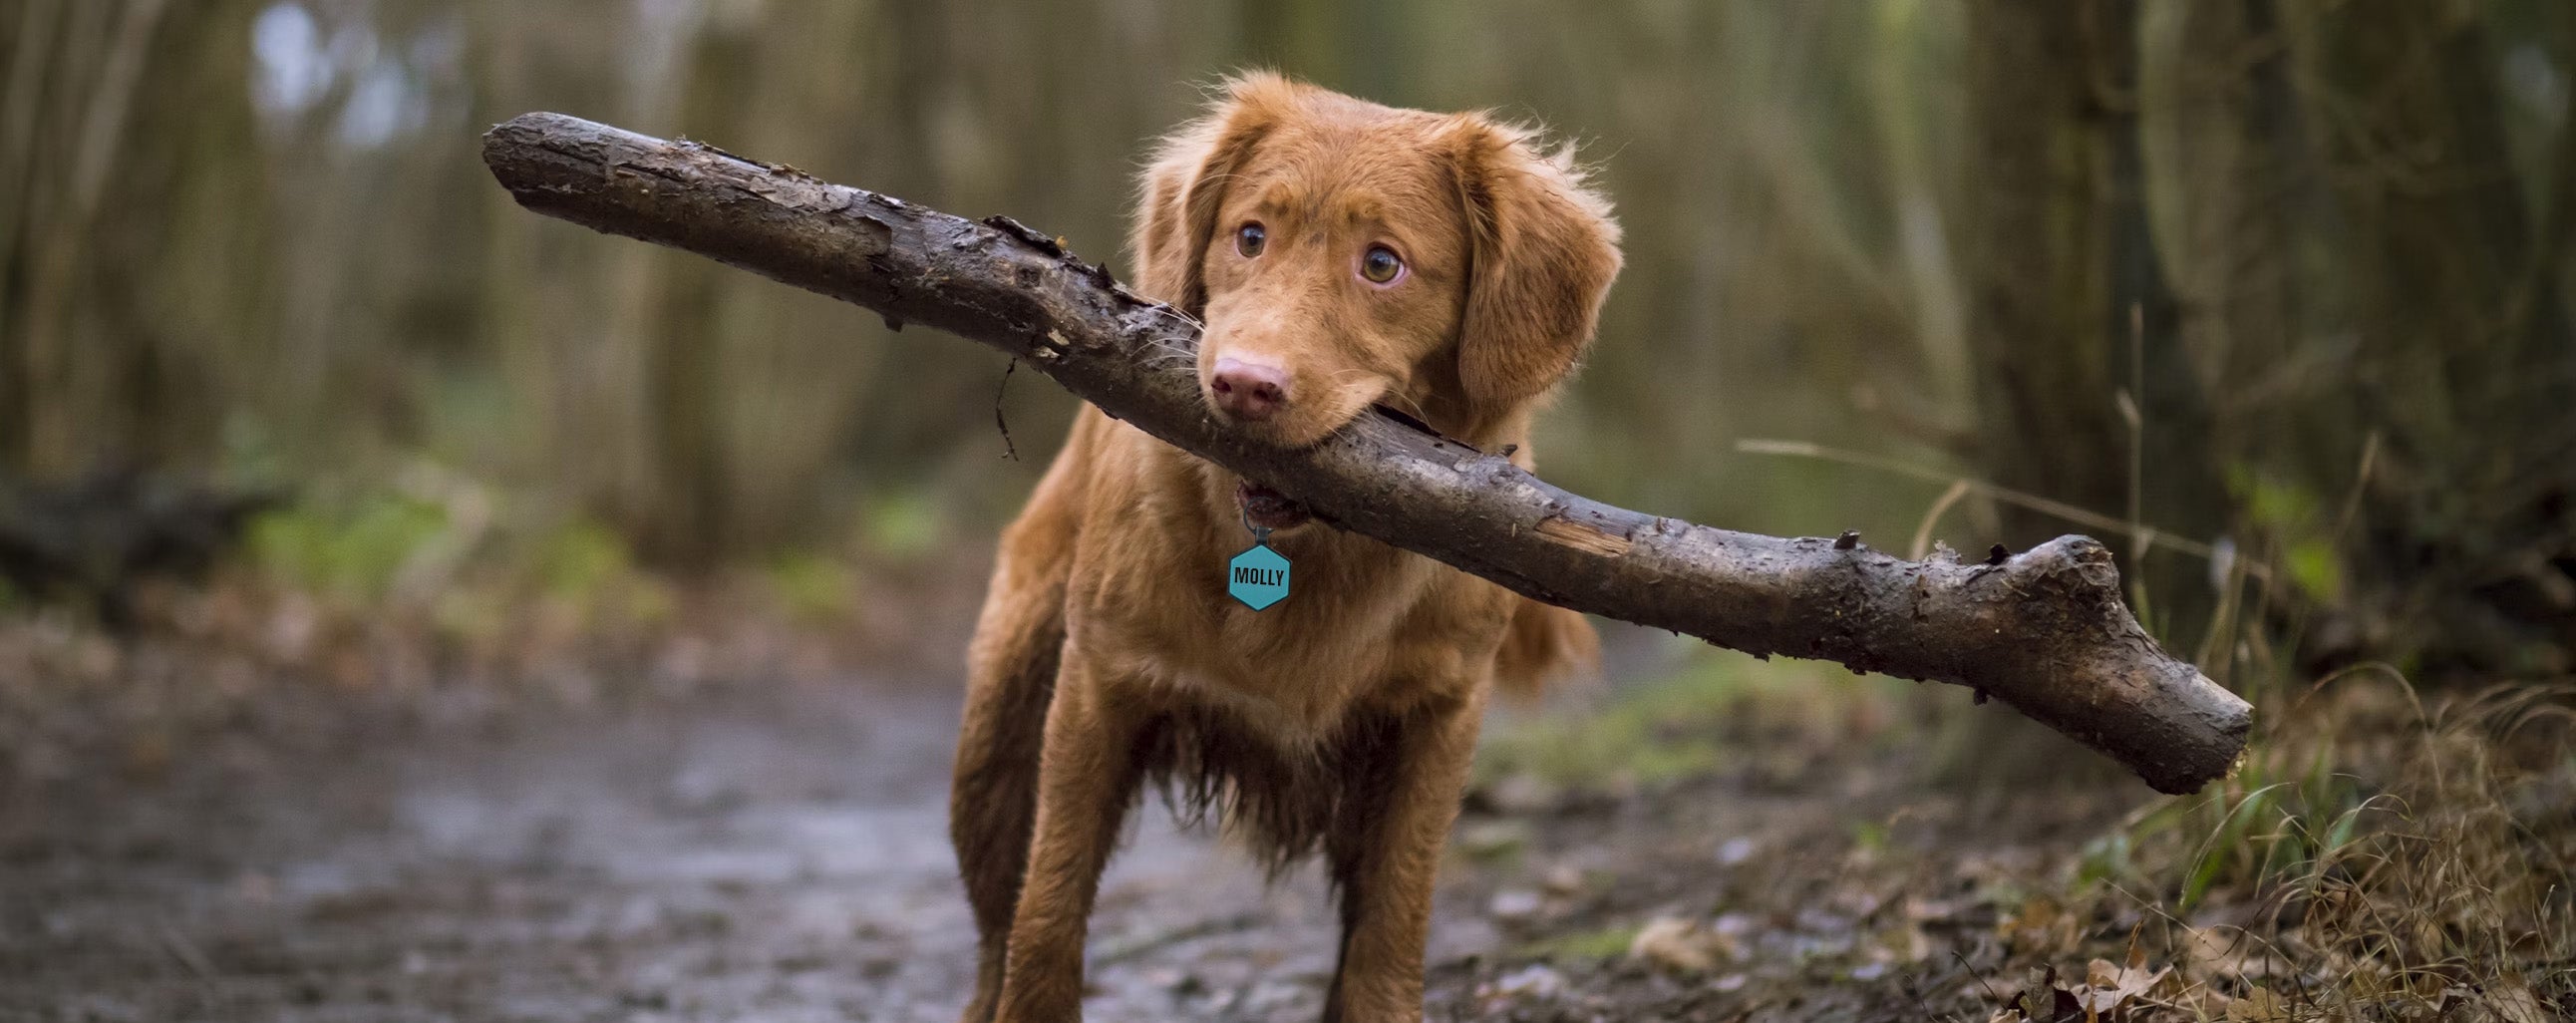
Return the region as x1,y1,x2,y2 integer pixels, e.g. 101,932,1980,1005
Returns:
949,72,1622,1023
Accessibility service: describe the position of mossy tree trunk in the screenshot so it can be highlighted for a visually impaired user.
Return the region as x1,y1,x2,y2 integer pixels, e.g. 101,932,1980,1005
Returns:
1949,0,2234,781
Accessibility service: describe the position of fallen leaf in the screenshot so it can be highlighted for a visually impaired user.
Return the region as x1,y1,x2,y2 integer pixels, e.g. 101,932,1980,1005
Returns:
2224,986,2295,1022
2016,964,2085,1023
2183,925,2291,983
1629,915,1730,973
2476,977,2549,1023
1870,921,1933,964
2000,896,2084,958
2065,956,2169,1020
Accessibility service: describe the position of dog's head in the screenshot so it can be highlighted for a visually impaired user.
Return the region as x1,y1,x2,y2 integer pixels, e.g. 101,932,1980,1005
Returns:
1131,74,1621,523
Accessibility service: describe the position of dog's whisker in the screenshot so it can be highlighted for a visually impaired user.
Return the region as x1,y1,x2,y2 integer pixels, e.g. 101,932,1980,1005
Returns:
1376,393,1434,426
1136,336,1200,365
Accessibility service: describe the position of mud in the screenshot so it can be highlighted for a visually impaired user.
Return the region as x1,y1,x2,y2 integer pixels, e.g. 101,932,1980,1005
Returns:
7,674,1377,1021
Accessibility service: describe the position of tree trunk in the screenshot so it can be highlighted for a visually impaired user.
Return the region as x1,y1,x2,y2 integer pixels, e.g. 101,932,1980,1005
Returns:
1961,0,2226,633
1948,0,2236,783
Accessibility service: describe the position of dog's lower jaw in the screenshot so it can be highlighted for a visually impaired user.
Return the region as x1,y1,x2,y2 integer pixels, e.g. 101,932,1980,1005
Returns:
1237,480,1313,530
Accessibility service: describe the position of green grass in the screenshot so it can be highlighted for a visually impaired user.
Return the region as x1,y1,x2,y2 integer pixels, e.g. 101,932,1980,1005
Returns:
247,494,452,602
1476,648,1898,792
765,550,860,625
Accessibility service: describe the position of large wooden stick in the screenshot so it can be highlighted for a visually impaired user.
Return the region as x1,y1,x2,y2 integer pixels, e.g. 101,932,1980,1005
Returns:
482,112,2250,793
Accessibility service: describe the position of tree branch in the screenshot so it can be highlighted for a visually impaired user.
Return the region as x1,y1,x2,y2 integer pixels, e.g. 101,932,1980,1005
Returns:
481,112,2250,794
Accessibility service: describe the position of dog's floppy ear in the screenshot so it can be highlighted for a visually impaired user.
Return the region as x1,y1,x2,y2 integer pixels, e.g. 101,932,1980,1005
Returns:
1130,73,1297,316
1447,116,1622,411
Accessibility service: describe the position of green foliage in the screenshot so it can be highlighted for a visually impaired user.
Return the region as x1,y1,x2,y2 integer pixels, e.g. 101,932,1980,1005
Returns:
2112,723,2371,911
532,519,633,601
859,490,947,560
1847,820,1892,858
2229,466,2346,603
243,487,684,633
765,550,859,625
2284,538,2345,606
1477,651,1885,791
1477,659,1743,790
2073,830,2134,888
527,518,675,627
247,495,451,602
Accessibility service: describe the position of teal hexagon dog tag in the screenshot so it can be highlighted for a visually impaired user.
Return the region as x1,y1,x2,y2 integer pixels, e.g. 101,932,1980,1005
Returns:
1227,541,1291,610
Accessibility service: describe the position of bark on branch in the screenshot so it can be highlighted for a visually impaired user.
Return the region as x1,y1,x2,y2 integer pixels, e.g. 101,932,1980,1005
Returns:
481,112,2251,794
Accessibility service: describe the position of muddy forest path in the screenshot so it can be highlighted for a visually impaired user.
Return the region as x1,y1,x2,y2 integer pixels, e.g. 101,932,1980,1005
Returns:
7,671,1472,1021
5,621,2093,1023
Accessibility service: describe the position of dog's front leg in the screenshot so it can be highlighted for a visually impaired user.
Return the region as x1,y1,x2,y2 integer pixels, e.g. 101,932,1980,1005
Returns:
991,653,1148,1023
1323,691,1485,1023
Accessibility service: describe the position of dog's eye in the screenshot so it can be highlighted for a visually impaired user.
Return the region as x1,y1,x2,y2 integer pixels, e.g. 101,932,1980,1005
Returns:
1360,245,1404,284
1235,222,1266,257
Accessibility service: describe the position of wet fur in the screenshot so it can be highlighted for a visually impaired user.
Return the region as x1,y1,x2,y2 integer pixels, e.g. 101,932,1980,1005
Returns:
949,72,1621,1023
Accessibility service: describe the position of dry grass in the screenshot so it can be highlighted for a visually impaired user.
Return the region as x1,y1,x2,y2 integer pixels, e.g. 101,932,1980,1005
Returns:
2013,673,2576,1022
1457,636,2572,1021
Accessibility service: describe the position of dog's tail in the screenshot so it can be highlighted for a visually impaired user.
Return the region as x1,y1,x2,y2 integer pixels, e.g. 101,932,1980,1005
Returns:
1493,598,1599,700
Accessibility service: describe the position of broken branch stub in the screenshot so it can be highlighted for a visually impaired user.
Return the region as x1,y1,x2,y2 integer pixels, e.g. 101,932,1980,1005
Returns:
480,112,2251,793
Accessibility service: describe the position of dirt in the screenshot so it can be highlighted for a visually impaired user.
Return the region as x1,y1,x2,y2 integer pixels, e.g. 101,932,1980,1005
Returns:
0,629,2132,1023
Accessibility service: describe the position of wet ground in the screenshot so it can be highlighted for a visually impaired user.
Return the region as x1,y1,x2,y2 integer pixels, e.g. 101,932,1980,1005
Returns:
7,675,1382,1022
0,632,2122,1023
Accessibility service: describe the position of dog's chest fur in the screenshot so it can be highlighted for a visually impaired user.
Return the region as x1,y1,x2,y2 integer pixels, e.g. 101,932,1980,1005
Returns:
1066,429,1508,745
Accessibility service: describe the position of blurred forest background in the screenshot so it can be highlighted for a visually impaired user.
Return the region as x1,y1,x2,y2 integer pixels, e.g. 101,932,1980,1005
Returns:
4,3,2574,1018
2,0,2572,681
